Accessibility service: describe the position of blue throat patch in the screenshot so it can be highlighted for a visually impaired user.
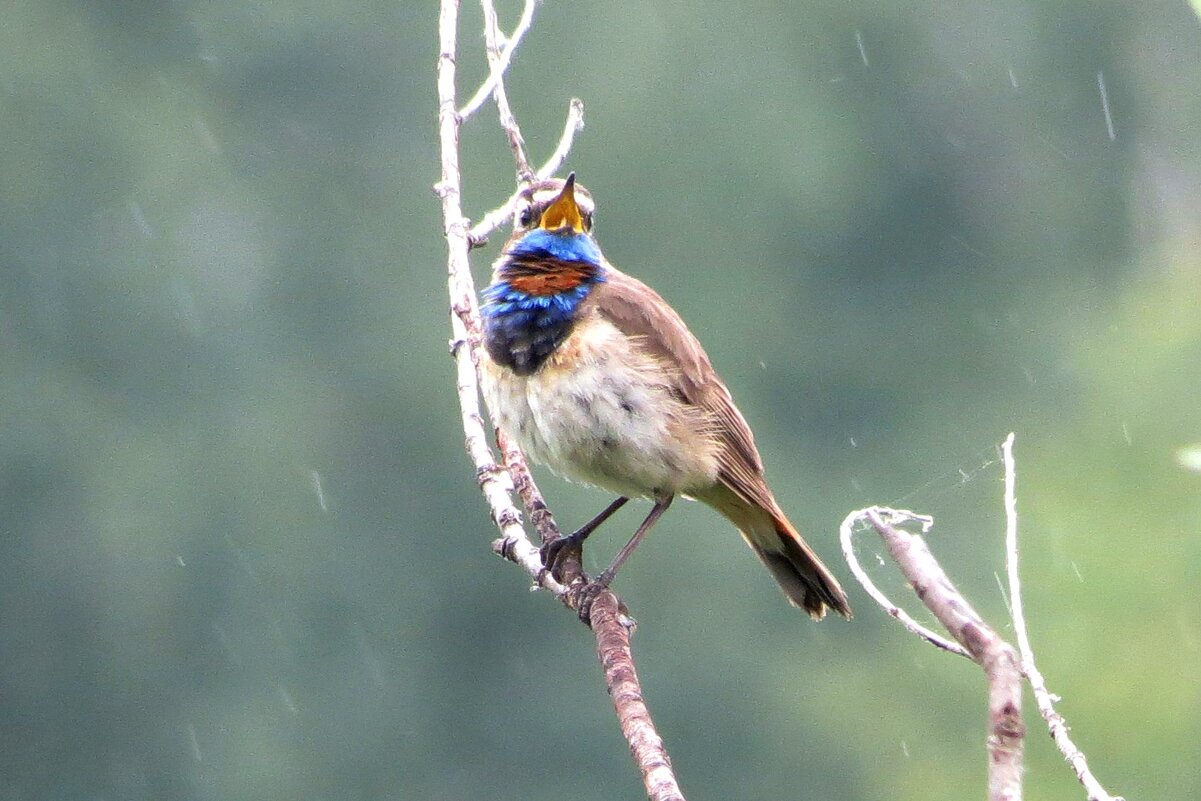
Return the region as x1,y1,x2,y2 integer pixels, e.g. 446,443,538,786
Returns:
506,228,604,265
482,230,606,374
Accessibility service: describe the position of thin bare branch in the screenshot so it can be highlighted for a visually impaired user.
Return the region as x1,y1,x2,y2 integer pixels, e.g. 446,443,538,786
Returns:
482,0,534,181
839,508,973,659
458,0,537,121
436,4,684,798
538,97,587,183
437,0,561,599
1002,434,1125,801
468,97,585,246
855,507,1025,801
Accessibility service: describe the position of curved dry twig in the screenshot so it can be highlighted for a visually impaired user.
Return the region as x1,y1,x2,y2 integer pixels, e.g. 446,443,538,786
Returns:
436,2,684,799
849,435,1127,801
1001,434,1124,801
839,508,973,659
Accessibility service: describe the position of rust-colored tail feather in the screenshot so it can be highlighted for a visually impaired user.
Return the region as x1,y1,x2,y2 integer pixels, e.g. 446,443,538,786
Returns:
755,510,852,619
700,483,852,619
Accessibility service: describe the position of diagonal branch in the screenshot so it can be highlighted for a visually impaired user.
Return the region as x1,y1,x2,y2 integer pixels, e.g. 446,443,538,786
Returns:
497,428,559,547
481,0,534,181
591,593,685,801
847,506,1025,801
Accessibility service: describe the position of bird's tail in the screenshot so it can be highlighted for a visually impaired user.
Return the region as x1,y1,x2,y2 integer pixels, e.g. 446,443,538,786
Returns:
704,486,851,619
754,507,852,619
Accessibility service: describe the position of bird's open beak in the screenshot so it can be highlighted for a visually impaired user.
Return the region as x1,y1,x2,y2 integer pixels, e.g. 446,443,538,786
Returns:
539,172,585,233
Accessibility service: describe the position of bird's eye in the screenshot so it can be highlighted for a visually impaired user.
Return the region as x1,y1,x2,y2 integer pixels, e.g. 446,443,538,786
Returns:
583,211,593,231
518,205,537,228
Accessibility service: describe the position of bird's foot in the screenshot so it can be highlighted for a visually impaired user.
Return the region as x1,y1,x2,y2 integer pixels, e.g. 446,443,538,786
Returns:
570,577,635,628
572,578,610,626
543,534,632,627
540,531,585,583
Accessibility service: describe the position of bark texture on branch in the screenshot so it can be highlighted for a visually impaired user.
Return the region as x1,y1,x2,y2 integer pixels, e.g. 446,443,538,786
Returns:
591,593,686,801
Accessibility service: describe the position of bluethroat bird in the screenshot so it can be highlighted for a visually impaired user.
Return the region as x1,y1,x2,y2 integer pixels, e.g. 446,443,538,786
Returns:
480,174,851,619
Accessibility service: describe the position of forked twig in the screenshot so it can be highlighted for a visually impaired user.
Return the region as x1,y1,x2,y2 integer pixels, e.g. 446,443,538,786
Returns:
435,2,684,799
844,506,1025,801
468,98,585,247
844,434,1127,801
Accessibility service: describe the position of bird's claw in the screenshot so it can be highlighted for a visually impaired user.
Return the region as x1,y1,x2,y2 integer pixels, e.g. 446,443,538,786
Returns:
540,532,583,583
573,579,610,625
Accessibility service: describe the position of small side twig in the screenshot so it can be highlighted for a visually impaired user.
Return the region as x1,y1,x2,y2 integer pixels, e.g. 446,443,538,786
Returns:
536,97,587,186
457,0,537,121
839,509,973,659
1001,434,1124,801
468,97,585,247
843,506,1025,801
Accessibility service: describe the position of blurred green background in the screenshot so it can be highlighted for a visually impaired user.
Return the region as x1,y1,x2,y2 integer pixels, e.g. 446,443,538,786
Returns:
2,1,1199,799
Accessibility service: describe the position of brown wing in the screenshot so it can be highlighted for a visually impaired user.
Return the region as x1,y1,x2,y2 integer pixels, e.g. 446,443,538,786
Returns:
587,268,776,510
591,268,852,618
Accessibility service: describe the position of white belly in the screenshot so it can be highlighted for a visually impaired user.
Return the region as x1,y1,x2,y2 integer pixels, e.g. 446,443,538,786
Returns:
480,317,719,499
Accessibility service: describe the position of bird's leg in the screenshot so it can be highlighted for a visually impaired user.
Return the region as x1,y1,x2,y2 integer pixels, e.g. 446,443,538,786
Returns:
574,496,673,624
541,496,629,581
594,495,673,588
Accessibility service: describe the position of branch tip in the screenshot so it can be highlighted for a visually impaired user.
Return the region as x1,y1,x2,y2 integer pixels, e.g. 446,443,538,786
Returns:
469,96,590,244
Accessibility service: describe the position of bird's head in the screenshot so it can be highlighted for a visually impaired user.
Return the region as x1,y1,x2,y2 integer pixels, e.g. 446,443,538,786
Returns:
513,172,595,234
504,173,603,266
